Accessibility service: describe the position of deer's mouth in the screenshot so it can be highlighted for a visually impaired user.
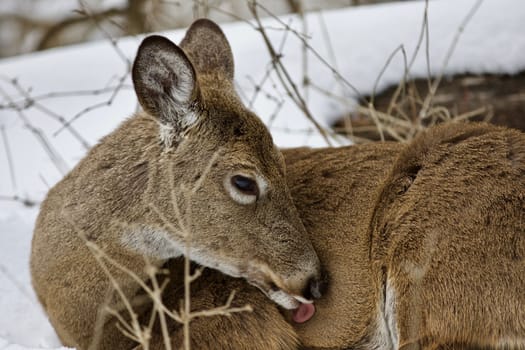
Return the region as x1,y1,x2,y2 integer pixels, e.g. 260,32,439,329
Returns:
247,278,317,323
241,261,321,323
266,287,316,323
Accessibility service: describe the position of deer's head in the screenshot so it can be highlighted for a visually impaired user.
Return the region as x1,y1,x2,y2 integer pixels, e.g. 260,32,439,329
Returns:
132,19,323,310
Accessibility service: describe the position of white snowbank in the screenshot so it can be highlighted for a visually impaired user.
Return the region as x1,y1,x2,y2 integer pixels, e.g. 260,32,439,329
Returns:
0,0,524,348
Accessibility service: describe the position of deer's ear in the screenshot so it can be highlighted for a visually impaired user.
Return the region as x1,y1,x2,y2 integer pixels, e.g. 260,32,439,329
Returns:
132,35,201,137
180,19,234,81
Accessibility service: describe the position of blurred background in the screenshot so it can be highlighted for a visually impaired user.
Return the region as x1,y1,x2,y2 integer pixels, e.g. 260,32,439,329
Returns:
0,0,398,58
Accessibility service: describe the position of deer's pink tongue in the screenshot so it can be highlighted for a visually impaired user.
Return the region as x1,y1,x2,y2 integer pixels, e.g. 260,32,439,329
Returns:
292,303,315,323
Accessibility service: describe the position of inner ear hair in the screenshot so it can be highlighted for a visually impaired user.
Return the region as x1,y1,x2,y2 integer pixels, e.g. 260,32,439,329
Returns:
132,35,202,146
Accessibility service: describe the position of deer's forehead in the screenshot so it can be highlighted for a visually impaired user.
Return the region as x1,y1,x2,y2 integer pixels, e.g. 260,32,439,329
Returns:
205,108,274,148
206,129,284,180
193,92,284,174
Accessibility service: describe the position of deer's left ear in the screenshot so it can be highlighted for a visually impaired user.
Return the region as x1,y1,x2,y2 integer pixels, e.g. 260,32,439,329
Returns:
180,19,234,81
132,35,201,142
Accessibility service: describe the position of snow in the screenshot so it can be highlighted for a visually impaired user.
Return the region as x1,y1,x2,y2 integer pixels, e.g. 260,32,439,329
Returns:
0,0,524,348
0,210,67,349
0,0,126,22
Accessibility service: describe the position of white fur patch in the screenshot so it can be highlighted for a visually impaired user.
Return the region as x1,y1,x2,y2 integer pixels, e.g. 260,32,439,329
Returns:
385,279,398,348
187,248,241,279
293,295,313,304
121,226,242,278
370,279,398,350
159,122,175,148
180,110,198,130
226,184,257,205
121,226,182,259
268,290,300,310
169,67,193,105
158,110,198,148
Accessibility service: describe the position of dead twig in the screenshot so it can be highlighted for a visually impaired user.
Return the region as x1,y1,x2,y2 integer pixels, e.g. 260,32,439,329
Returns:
249,1,332,146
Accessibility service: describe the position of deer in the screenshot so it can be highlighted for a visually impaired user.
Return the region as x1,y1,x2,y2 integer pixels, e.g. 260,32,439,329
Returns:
30,19,325,350
31,18,525,350
150,121,524,350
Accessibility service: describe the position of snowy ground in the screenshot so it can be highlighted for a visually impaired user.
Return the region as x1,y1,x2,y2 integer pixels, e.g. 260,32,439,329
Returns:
0,0,524,348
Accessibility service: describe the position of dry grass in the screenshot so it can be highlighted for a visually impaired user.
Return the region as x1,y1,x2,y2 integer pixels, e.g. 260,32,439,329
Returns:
348,0,489,143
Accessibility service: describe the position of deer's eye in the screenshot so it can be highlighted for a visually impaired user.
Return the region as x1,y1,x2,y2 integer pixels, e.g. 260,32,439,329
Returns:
231,175,259,197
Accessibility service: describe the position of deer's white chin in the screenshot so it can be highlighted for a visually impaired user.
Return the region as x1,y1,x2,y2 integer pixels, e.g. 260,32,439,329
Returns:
268,289,299,309
267,289,314,310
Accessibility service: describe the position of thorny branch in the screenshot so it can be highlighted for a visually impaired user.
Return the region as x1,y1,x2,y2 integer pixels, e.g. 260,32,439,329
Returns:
249,1,333,146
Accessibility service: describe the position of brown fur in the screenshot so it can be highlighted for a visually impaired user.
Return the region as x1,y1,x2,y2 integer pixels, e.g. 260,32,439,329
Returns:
30,18,525,350
290,123,524,349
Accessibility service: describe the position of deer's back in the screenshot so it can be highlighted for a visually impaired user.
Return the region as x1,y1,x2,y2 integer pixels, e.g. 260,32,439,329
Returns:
287,123,525,349
369,122,525,345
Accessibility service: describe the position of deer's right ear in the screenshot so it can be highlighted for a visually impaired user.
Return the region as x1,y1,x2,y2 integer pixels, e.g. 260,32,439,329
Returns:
132,35,201,145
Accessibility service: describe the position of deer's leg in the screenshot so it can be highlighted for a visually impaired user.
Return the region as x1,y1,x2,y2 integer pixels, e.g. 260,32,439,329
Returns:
143,260,299,350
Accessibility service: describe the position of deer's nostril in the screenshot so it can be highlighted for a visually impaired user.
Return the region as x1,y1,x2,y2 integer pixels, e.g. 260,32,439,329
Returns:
302,276,322,300
309,278,322,299
319,266,329,296
302,268,329,301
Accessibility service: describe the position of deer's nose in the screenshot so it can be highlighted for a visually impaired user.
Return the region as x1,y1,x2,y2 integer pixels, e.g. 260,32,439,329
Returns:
302,269,328,301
